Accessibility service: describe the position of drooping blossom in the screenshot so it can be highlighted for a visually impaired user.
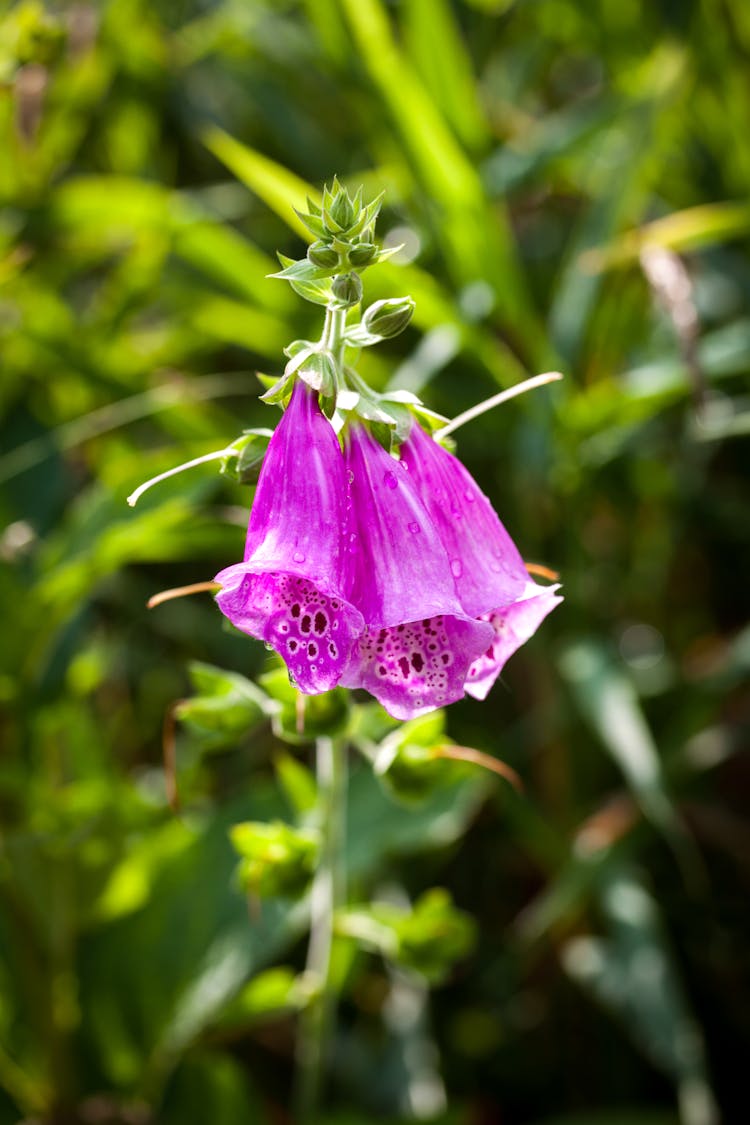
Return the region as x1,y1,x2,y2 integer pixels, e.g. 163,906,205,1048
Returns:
339,423,494,720
214,383,364,693
400,421,562,700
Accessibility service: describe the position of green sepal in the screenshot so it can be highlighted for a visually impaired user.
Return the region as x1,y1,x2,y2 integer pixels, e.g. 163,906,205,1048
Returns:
268,255,334,282
409,402,450,433
220,428,274,484
337,888,476,985
231,820,319,899
284,339,313,360
258,663,352,746
259,369,297,406
295,209,327,239
373,712,469,804
289,276,334,306
175,662,272,748
297,351,338,397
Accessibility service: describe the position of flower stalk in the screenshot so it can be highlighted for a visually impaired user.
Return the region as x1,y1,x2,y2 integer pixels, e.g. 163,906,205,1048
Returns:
294,735,348,1122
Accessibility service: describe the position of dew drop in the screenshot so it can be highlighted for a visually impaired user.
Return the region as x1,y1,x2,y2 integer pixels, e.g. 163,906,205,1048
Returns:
464,489,475,503
293,550,305,563
347,470,355,484
408,521,421,534
450,558,463,578
384,471,397,489
263,641,274,651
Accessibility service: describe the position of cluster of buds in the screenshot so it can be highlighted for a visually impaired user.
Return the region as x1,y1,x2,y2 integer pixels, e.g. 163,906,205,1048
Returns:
302,179,384,307
261,179,416,425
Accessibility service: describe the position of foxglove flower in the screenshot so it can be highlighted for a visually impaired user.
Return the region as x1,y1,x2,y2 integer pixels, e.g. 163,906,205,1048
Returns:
340,424,494,720
214,384,364,693
400,422,562,700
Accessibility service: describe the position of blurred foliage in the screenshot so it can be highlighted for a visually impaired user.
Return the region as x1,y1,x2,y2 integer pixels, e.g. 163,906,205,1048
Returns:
1,0,749,1122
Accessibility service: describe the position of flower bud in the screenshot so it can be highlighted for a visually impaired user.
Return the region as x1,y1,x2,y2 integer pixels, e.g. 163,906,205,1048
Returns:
326,189,356,232
332,272,363,307
348,242,377,267
307,241,339,269
362,296,415,339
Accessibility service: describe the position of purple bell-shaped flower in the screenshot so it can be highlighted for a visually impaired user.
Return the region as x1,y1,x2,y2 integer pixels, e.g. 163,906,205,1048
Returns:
339,423,494,720
214,383,364,694
400,422,562,700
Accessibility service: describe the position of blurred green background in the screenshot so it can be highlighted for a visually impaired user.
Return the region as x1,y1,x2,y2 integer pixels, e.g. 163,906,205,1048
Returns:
1,0,749,1122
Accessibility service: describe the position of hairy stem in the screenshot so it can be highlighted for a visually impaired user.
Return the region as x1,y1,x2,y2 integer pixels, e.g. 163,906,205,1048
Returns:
321,304,347,371
294,735,347,1121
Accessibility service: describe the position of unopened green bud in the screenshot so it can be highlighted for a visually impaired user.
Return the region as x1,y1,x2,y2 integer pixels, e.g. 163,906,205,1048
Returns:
307,241,339,269
348,242,377,267
327,189,356,232
362,297,415,339
332,272,363,307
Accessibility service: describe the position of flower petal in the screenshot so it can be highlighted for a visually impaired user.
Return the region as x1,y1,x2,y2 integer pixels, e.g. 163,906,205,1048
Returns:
401,422,561,700
214,384,363,693
340,424,493,718
464,582,563,700
399,421,530,617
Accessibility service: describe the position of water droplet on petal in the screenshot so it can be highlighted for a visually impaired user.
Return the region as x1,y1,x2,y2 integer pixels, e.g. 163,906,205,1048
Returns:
408,521,421,534
450,558,463,578
293,551,305,563
347,470,355,484
464,489,475,503
384,471,397,489
263,641,274,651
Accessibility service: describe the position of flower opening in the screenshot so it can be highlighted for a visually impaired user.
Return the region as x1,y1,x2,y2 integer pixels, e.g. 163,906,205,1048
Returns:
339,423,494,720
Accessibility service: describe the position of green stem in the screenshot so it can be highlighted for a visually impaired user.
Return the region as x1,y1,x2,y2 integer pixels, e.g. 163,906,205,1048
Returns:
321,304,347,370
294,735,347,1122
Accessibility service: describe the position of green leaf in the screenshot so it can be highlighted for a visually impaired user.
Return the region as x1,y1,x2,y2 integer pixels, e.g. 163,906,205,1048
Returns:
230,820,319,899
220,429,273,485
175,663,271,745
202,127,317,239
274,751,318,818
562,869,718,1123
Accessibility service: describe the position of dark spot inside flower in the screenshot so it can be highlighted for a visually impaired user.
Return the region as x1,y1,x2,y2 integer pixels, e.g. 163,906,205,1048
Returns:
428,643,437,651
378,629,387,643
301,614,312,634
398,656,410,678
291,603,301,618
314,611,327,634
329,643,337,658
422,619,430,627
441,653,450,665
331,600,340,609
288,640,298,652
411,652,425,673
308,642,317,658
397,624,405,633
378,664,386,676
